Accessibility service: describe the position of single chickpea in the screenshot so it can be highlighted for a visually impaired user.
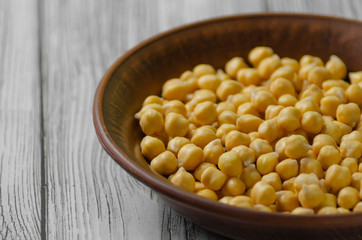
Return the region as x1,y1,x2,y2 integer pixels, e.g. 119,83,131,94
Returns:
241,85,257,99
353,202,362,213
291,207,314,215
236,114,264,133
248,46,274,67
336,103,361,127
283,177,296,192
307,66,332,88
261,172,282,191
298,184,325,209
163,100,187,117
236,68,261,86
269,77,295,98
186,123,197,139
228,93,249,109
139,108,164,135
281,57,300,72
340,140,362,159
177,143,204,171
325,55,347,79
219,196,233,205
256,152,279,175
203,139,224,165
250,181,276,206
299,84,324,105
248,131,261,142
167,137,190,156
351,172,362,189
225,57,248,78
231,145,256,167
239,164,262,189
225,130,250,151
321,121,343,144
229,196,254,209
162,78,190,101
300,55,323,67
194,162,216,181
218,110,237,125
191,126,217,149
217,101,236,114
237,102,260,116
188,89,217,110
216,80,243,101
193,64,216,77
196,189,218,201
164,112,189,138
275,158,299,180
216,123,237,145
285,135,311,159
253,204,273,212
221,177,246,196
295,96,320,114
300,111,324,135
250,138,273,158
265,105,284,120
322,79,350,91
312,134,337,156
334,121,352,136
150,151,178,175
337,186,359,209
191,101,217,126
270,65,296,82
274,137,288,160
276,190,299,212
216,69,231,81
201,166,227,191
258,54,282,80
194,181,206,192
325,165,352,193
299,158,323,179
320,95,343,118
349,71,362,85
278,94,298,107
258,119,278,142
317,207,339,215
317,145,341,170
277,106,301,132
197,74,221,91
251,90,277,113
342,131,362,142
325,87,346,103
318,193,337,209
218,151,243,177
171,167,195,192
140,136,166,160
293,173,320,192
298,63,318,81
143,95,163,106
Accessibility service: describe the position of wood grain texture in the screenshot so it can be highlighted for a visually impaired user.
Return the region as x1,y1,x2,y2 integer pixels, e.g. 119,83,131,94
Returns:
18,0,362,239
0,0,41,239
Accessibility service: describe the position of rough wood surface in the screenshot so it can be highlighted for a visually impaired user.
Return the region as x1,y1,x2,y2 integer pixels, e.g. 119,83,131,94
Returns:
0,0,362,239
0,0,41,239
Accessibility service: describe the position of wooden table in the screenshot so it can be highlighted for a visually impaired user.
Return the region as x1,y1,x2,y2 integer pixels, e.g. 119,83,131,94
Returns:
1,0,361,239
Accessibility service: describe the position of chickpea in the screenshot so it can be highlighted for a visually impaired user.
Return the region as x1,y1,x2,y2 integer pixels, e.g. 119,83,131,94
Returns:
218,151,243,177
318,193,337,209
225,57,248,78
274,137,288,160
325,87,346,103
281,57,300,72
196,189,218,201
250,138,273,158
322,79,349,91
228,93,249,109
201,166,227,191
194,181,206,192
325,165,352,193
276,190,299,212
265,105,284,120
140,136,166,160
317,145,341,170
312,134,337,156
337,187,359,209
282,177,296,192
217,101,236,114
299,157,323,179
321,121,343,144
248,131,261,142
251,90,277,113
276,158,299,180
340,140,362,159
248,46,274,67
236,68,261,86
231,145,256,167
325,55,347,79
307,66,332,88
278,94,298,107
285,135,311,159
188,89,217,110
139,108,165,135
299,63,318,81
177,143,204,171
300,55,323,67
191,126,217,148
291,207,314,215
298,184,324,209
253,204,273,212
225,130,250,151
197,74,221,91
258,54,282,80
300,111,324,135
193,64,216,77
353,202,362,213
237,102,260,116
194,162,216,181
163,100,187,117
162,78,190,101
320,95,343,118
351,172,362,190
342,131,362,143
258,118,278,142
256,152,279,175
317,207,339,215
218,110,237,125
299,84,324,105
270,65,296,82
349,71,362,85
336,103,360,127
171,167,195,192
229,196,254,209
150,151,178,175
261,172,282,191
277,106,301,132
222,177,246,196
269,77,295,98
191,101,217,125
250,181,276,206
219,196,233,205
295,96,320,114
293,173,320,192
236,114,263,133
216,123,237,145
203,139,224,165
334,121,352,136
216,80,243,101
164,112,189,138
240,164,262,189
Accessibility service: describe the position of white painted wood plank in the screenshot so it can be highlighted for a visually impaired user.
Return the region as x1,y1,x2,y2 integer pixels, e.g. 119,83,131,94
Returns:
43,0,362,239
0,0,41,239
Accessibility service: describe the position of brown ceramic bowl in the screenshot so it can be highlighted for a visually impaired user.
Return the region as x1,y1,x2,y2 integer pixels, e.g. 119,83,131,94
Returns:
93,13,362,239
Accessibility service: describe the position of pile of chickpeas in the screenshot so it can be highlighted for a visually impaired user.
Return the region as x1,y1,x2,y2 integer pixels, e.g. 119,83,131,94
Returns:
135,46,362,215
